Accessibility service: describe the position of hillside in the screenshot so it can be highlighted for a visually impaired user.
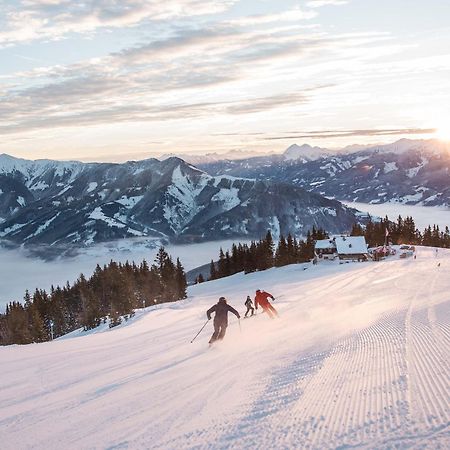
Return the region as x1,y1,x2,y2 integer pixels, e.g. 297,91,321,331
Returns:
0,154,363,256
1,247,448,449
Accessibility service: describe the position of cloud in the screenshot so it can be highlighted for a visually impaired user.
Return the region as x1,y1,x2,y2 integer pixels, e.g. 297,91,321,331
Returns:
0,0,238,46
1,20,342,135
0,3,420,143
227,7,317,26
0,87,324,134
263,128,436,140
306,0,349,8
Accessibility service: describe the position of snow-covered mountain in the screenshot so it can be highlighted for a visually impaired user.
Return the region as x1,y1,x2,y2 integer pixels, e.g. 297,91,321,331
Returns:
0,154,363,254
161,143,333,165
199,139,450,206
1,247,448,448
283,143,332,161
159,149,269,165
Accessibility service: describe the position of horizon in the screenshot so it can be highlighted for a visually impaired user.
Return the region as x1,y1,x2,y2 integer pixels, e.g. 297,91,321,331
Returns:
1,1,449,161
0,137,448,164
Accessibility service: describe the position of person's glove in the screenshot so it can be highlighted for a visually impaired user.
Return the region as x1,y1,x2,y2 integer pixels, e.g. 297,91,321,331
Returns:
237,315,241,319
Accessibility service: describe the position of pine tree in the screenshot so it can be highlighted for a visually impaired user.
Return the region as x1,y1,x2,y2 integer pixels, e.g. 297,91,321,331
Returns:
175,258,187,300
217,248,227,277
209,260,218,280
275,235,288,267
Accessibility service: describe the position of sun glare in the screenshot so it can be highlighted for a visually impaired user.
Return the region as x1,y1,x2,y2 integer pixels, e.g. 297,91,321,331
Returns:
434,125,450,142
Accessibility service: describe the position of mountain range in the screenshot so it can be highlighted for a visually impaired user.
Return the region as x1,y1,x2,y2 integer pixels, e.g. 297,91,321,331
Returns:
198,139,450,207
0,154,364,256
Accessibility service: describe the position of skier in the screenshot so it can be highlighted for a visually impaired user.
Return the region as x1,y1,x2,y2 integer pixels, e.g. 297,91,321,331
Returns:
244,295,255,318
206,297,240,344
254,289,278,319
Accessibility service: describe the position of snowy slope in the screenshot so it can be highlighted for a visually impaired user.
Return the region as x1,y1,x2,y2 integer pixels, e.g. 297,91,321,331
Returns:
1,248,449,449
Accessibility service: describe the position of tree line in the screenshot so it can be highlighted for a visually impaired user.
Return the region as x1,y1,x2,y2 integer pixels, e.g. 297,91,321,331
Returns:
350,215,450,248
0,247,187,346
195,227,328,283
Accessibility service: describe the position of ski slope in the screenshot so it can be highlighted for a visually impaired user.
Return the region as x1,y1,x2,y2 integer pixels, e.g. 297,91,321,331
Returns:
1,247,449,449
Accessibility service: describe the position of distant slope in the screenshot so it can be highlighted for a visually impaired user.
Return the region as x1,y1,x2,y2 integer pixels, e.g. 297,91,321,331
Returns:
0,247,448,448
0,154,364,255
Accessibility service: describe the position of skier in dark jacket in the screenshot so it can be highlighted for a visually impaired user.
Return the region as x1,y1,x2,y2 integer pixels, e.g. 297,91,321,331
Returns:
244,295,254,317
207,297,240,344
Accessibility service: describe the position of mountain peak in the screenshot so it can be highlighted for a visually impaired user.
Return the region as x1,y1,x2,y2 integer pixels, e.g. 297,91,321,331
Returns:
283,143,330,161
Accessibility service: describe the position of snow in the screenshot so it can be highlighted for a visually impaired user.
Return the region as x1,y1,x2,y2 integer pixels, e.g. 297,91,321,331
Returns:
309,180,325,186
213,174,255,184
89,207,126,228
384,161,398,173
322,207,337,216
401,191,424,203
0,154,85,186
268,215,281,241
116,195,144,208
86,182,98,193
211,188,240,210
406,157,428,178
0,222,27,237
25,213,60,240
163,165,209,231
352,155,368,164
283,143,331,161
334,235,368,254
315,239,335,249
29,180,49,191
0,247,449,448
16,196,25,207
344,202,450,230
371,138,450,156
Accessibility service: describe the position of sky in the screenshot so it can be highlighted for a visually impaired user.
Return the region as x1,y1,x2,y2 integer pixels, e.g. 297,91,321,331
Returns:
1,0,450,162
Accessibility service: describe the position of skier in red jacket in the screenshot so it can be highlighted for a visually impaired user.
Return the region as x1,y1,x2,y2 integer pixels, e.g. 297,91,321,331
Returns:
254,289,278,318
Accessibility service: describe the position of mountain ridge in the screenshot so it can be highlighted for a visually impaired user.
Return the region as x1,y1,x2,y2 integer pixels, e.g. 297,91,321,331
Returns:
198,139,450,207
0,154,365,256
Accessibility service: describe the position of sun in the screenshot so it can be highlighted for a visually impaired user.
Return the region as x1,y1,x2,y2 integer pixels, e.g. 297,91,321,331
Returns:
434,124,450,142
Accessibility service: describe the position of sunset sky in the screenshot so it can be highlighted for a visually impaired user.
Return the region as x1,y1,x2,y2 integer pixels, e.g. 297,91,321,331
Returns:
1,0,450,162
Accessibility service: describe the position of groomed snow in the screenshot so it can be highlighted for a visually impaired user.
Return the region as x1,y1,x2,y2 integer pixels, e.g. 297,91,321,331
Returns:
0,247,448,449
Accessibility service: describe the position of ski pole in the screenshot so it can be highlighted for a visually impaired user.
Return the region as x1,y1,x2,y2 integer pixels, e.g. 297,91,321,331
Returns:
238,318,242,334
190,319,209,343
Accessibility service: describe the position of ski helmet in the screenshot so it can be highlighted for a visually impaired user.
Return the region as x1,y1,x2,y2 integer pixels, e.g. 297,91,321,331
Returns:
218,296,227,303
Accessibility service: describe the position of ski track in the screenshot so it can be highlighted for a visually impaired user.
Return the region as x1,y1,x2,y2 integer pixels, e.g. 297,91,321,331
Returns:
155,257,450,449
0,248,449,449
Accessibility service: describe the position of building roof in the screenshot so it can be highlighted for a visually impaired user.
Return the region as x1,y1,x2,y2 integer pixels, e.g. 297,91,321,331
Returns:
335,236,368,255
315,239,336,250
